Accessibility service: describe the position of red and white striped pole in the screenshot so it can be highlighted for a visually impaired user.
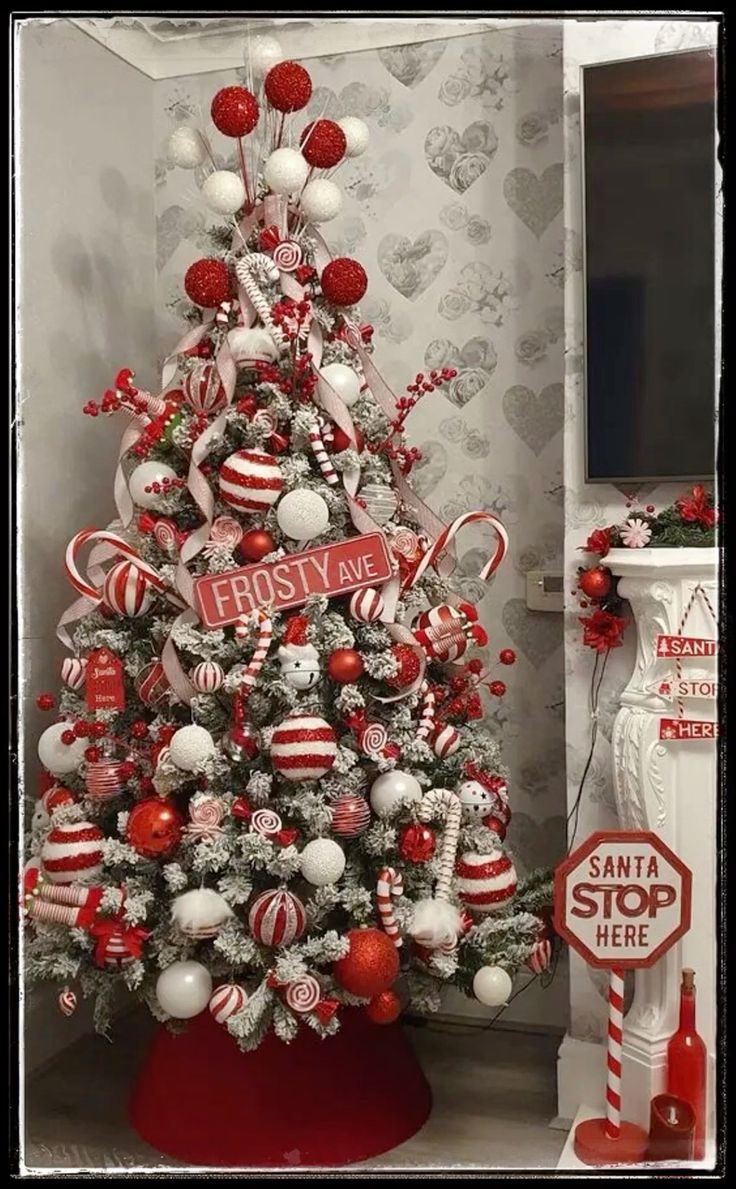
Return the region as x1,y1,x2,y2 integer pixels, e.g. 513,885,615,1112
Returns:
605,967,624,1139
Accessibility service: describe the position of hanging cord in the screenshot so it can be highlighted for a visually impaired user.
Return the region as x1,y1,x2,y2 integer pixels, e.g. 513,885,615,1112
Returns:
566,647,611,851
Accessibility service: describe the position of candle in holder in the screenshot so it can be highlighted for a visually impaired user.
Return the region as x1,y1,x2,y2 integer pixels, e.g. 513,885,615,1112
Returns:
647,1094,695,1163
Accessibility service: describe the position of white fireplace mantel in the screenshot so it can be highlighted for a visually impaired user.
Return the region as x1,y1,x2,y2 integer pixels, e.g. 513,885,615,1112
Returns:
607,547,718,1137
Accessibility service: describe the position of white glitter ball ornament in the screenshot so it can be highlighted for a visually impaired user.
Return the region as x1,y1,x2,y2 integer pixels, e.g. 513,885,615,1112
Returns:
276,489,330,541
338,116,370,158
167,126,207,169
171,888,234,939
202,170,246,215
300,179,343,224
300,838,346,886
37,722,87,776
369,770,422,816
248,35,283,78
472,965,513,1007
264,148,309,196
168,724,216,772
319,362,361,408
227,326,278,366
156,960,212,1019
128,461,179,510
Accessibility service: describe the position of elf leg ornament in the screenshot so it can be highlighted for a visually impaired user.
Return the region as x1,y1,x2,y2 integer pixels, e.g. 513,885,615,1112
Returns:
408,789,464,952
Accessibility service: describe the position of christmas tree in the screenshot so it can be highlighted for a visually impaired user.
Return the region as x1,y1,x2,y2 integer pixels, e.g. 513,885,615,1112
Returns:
25,44,553,1047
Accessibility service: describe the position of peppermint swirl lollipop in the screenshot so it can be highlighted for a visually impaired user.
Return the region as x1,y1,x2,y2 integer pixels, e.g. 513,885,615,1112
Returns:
249,808,283,837
360,721,389,759
272,240,303,272
205,516,243,554
285,974,321,1014
186,794,224,840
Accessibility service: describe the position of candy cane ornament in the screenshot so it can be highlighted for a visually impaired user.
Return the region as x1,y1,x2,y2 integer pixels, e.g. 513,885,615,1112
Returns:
410,511,509,589
234,253,286,348
408,788,464,952
308,420,339,486
64,529,186,612
376,867,404,948
234,609,273,697
416,683,436,743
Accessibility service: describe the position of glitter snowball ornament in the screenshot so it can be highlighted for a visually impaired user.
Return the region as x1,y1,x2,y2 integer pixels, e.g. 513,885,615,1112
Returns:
209,982,247,1024
320,257,368,307
276,489,329,541
171,888,234,939
473,965,513,1007
190,660,225,693
455,849,517,915
183,360,227,415
300,838,346,886
299,178,342,224
248,887,307,946
168,724,216,772
210,86,259,137
167,125,206,169
349,587,384,623
330,793,370,839
369,770,422,816
248,34,283,78
300,119,347,168
127,798,184,858
184,258,232,308
264,61,312,112
271,713,337,781
156,960,212,1019
398,823,436,864
219,449,284,514
386,643,421,690
61,656,87,690
338,116,370,158
41,821,104,884
238,527,275,563
319,362,361,408
333,928,400,997
366,989,401,1025
38,722,87,776
263,147,309,196
103,560,155,618
202,170,246,215
226,326,278,366
327,648,364,684
128,461,179,510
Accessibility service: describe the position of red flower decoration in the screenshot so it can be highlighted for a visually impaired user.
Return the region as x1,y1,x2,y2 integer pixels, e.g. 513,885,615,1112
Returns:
580,528,611,558
675,485,717,530
579,609,627,653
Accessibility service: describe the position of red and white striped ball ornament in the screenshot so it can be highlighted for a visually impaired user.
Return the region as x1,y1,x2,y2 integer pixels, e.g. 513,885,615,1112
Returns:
271,713,337,782
432,724,460,758
330,793,371,839
190,660,225,693
41,821,104,885
41,786,76,816
248,887,307,947
209,983,247,1024
61,657,87,690
58,987,77,1016
85,760,129,801
135,659,172,708
103,559,155,618
412,602,487,663
349,586,384,623
218,449,284,514
455,849,517,915
182,361,227,416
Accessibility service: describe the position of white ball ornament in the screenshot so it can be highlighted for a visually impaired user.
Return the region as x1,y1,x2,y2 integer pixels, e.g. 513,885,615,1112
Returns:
171,888,234,939
300,838,346,886
319,362,361,408
202,170,246,215
338,116,370,158
168,724,216,773
248,34,283,78
227,326,278,366
369,770,422,816
156,960,212,1019
128,461,179,510
167,125,206,169
300,179,343,224
472,965,513,1007
37,722,87,776
264,148,309,196
276,489,330,541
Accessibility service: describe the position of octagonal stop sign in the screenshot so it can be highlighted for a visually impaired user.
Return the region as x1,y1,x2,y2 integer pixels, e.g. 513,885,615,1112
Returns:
554,830,692,970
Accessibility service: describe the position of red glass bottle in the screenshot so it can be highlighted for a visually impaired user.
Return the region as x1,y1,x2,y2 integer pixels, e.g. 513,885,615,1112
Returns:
666,969,707,1160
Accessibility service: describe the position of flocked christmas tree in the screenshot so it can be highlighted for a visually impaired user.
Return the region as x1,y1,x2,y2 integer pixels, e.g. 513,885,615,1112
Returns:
25,43,554,1046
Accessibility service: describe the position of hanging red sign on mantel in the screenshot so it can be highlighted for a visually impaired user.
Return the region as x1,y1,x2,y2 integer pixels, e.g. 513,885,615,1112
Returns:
655,634,718,658
659,717,718,742
85,648,125,712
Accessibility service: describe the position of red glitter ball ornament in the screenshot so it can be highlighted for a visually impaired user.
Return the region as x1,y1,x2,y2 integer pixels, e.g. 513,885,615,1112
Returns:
126,798,183,858
210,86,259,137
499,648,516,665
333,928,399,997
36,693,55,711
386,643,421,690
238,528,275,563
399,823,436,864
327,648,364,684
264,61,313,113
578,565,613,600
320,258,368,307
365,989,401,1025
300,119,347,168
489,680,506,697
184,259,232,309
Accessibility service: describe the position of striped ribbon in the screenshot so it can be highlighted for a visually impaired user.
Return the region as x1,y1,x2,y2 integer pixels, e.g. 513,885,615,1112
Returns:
606,967,624,1139
376,867,404,948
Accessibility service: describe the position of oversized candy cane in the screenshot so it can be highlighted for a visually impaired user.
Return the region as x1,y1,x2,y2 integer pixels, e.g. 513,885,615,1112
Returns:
416,682,436,743
376,867,404,948
64,529,185,610
308,419,339,486
409,789,464,953
235,609,273,696
410,511,509,588
235,253,285,348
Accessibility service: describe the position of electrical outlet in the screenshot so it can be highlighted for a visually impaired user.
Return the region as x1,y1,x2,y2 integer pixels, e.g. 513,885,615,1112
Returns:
526,571,564,613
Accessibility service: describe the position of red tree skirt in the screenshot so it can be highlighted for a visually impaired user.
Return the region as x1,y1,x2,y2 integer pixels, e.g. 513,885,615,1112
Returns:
129,1007,432,1168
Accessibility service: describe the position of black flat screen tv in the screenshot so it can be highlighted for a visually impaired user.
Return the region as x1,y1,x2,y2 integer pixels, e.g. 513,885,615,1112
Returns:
582,48,716,483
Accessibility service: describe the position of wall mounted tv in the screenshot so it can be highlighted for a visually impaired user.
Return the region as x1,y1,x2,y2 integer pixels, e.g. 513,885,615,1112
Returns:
582,48,716,483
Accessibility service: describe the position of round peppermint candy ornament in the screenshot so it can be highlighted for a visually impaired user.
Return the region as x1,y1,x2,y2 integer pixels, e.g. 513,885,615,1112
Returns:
271,713,337,782
209,983,247,1024
349,587,384,623
41,821,104,885
103,560,156,618
218,449,284,514
248,888,307,946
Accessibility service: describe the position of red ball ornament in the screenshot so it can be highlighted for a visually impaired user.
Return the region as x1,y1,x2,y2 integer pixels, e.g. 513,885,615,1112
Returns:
184,259,232,309
211,86,259,137
327,648,364,684
499,648,516,665
330,424,364,454
333,928,400,998
578,566,612,600
398,823,436,864
489,681,506,697
264,61,312,113
126,798,183,858
365,989,401,1025
238,528,275,563
36,693,55,711
320,258,368,307
300,119,347,169
483,814,507,840
386,643,421,690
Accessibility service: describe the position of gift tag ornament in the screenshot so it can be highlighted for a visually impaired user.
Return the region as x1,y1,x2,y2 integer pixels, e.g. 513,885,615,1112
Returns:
85,648,125,713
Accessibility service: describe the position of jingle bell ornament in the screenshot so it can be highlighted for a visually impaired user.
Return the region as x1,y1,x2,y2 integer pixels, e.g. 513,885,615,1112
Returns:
277,616,321,690
457,763,508,821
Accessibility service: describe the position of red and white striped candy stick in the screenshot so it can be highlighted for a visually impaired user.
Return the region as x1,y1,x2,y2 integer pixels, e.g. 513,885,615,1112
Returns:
605,967,624,1138
308,420,339,486
410,511,509,588
376,867,404,948
416,682,436,743
418,789,462,906
235,609,273,697
234,253,285,347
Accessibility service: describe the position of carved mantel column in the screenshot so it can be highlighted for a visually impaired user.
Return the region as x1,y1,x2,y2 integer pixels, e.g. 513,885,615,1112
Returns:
607,547,718,1134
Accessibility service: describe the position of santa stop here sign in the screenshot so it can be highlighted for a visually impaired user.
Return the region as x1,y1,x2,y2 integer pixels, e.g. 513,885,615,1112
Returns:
554,831,692,970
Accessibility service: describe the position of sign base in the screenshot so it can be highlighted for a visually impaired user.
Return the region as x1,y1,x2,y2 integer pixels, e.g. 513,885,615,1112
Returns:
573,1118,648,1166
